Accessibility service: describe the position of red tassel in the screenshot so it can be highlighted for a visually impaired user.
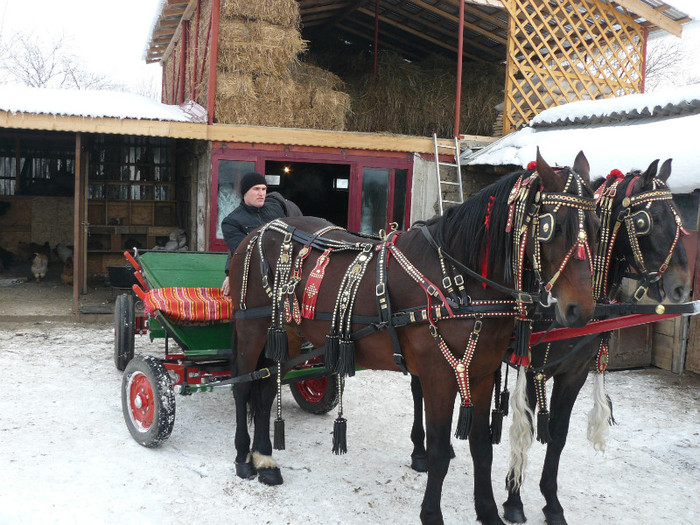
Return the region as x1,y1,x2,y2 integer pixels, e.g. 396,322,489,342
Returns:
509,353,530,367
606,168,624,180
527,161,537,170
575,242,586,261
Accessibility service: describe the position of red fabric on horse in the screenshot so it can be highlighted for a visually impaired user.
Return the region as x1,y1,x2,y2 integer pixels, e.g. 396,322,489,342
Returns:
143,287,233,322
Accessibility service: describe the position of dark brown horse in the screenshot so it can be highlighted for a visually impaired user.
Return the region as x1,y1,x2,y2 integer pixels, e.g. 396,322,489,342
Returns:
502,159,691,525
229,151,599,525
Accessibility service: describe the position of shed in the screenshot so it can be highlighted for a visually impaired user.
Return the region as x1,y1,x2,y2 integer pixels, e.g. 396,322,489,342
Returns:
462,84,700,374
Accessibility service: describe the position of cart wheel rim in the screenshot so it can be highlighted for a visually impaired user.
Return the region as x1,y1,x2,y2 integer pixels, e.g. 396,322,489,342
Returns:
128,372,155,431
295,377,328,404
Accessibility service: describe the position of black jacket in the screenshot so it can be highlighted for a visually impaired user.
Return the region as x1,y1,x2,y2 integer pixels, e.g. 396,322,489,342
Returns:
222,192,301,274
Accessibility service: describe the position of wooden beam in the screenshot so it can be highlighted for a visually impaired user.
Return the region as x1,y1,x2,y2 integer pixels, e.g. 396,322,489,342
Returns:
0,111,495,153
612,0,682,36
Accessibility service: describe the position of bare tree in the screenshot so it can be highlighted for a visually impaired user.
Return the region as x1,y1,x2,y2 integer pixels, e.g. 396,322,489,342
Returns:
645,35,700,92
0,31,117,90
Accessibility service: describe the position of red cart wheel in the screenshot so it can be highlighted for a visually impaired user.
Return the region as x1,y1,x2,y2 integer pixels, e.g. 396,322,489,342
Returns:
122,355,175,447
290,373,340,415
114,293,135,371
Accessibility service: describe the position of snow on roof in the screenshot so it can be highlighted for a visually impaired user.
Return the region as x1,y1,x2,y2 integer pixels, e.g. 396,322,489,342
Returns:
0,85,194,122
464,84,700,194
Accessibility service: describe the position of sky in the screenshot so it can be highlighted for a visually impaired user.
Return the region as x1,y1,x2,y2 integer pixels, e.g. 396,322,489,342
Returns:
0,0,698,101
0,0,164,96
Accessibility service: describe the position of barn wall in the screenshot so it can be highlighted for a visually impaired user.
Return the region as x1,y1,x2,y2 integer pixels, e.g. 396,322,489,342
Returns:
410,154,439,224
0,195,73,259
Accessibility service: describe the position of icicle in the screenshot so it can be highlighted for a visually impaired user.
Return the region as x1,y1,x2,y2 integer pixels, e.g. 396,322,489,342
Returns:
454,404,473,440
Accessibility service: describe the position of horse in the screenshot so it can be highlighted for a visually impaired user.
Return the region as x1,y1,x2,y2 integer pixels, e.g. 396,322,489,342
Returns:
228,150,599,525
501,159,692,525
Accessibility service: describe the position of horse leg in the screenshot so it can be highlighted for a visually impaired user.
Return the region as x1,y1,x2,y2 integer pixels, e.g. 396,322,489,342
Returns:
231,323,267,480
469,375,506,525
419,380,456,525
250,373,284,485
538,369,588,525
503,372,537,523
410,373,428,472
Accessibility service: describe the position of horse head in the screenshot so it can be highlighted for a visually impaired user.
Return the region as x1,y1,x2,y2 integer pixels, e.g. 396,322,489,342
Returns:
528,149,598,327
597,159,691,304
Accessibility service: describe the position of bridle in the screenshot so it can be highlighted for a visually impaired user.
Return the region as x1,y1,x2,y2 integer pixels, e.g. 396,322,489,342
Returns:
593,174,686,302
509,168,597,301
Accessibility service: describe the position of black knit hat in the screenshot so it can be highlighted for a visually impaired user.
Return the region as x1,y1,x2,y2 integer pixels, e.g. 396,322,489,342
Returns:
240,172,267,197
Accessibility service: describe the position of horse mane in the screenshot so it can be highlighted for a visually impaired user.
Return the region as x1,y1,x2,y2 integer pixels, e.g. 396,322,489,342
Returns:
426,170,532,285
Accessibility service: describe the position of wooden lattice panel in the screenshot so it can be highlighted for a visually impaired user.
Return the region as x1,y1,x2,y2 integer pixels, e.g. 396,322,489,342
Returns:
501,0,645,134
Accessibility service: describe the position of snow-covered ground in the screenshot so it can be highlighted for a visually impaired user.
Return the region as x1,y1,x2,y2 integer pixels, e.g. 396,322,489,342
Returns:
1,321,699,524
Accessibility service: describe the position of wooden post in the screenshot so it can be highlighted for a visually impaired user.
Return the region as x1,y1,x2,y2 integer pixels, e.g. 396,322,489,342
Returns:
207,0,221,125
453,0,465,138
72,133,87,315
640,26,648,93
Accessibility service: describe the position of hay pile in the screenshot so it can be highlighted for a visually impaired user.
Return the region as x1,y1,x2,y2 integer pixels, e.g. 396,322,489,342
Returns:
306,48,504,137
214,0,350,130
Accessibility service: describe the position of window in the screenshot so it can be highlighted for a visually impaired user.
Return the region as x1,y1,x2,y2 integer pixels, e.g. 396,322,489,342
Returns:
87,135,174,201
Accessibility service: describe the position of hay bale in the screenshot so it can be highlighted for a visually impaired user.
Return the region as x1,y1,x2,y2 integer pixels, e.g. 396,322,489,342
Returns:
290,62,345,91
220,0,300,28
217,20,306,75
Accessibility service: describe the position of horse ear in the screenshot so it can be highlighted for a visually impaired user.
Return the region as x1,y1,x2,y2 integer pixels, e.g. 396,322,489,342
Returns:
642,159,660,186
535,147,562,191
657,159,672,183
572,151,590,187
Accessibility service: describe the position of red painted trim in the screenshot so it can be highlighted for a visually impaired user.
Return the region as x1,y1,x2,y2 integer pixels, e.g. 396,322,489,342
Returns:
191,0,201,100
198,5,212,99
531,313,680,345
170,51,177,104
640,26,648,93
206,0,221,124
387,169,396,225
179,22,188,104
454,0,465,138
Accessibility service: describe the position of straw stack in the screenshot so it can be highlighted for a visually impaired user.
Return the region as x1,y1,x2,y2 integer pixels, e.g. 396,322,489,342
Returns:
214,0,350,130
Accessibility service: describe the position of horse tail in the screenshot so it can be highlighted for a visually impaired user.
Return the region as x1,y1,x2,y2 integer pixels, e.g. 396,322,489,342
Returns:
587,371,612,452
507,366,534,491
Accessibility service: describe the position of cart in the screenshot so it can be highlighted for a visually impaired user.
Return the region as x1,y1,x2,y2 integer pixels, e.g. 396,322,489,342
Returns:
114,249,339,448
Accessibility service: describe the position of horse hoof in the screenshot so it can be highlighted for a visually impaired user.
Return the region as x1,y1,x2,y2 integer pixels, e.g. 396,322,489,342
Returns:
235,461,257,479
543,507,567,525
411,454,428,473
502,503,526,523
258,467,283,486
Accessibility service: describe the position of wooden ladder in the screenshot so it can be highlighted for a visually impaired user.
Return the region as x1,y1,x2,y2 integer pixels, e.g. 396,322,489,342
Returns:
433,133,464,215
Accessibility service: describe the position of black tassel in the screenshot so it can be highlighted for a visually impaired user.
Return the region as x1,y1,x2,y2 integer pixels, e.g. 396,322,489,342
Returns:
454,404,473,440
273,328,289,362
325,333,340,373
510,320,531,367
338,338,355,377
500,389,510,417
274,418,285,450
490,409,503,445
332,417,347,455
537,409,551,444
264,327,277,360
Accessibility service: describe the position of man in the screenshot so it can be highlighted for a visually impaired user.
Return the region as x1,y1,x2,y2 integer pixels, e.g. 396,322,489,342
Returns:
221,171,301,295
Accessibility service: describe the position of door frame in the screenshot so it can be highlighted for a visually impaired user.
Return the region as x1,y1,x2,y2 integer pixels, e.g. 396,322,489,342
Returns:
209,144,413,251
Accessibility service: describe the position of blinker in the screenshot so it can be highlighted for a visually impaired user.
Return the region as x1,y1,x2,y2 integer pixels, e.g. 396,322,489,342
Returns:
537,213,555,243
631,210,652,236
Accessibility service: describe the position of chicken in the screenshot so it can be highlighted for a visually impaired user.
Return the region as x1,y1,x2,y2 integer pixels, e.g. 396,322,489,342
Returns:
54,243,73,264
31,253,48,282
60,257,73,285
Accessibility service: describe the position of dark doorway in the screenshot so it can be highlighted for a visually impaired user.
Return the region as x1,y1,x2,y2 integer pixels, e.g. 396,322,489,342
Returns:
264,161,350,228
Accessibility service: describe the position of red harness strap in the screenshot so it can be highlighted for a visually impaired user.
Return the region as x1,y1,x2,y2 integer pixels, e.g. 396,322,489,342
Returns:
301,248,332,320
